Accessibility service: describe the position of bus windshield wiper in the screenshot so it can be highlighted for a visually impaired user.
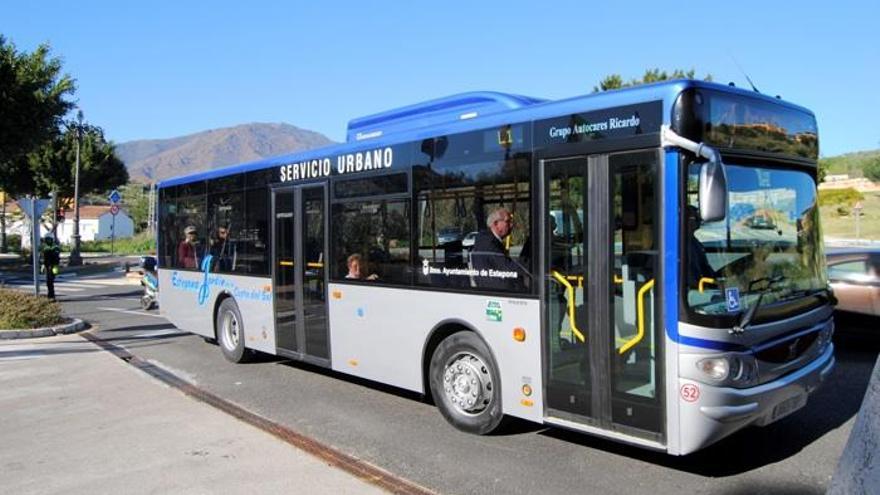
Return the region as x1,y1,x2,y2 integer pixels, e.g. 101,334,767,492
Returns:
731,275,786,335
778,286,837,306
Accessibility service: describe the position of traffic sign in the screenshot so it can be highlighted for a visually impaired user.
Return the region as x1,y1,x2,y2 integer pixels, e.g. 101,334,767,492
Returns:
17,197,51,220
109,189,121,204
110,204,120,216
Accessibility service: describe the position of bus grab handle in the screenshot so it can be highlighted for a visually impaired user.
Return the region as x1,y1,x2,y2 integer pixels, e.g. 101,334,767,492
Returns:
618,279,655,355
551,270,585,343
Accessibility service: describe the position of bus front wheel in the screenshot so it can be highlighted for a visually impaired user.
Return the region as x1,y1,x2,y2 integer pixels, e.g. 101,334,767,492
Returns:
429,331,504,435
216,298,253,363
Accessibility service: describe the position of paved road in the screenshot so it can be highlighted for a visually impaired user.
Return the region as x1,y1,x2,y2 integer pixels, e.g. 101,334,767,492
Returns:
12,272,879,495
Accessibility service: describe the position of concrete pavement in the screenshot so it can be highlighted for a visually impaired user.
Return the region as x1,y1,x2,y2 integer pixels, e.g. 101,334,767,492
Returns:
0,333,387,495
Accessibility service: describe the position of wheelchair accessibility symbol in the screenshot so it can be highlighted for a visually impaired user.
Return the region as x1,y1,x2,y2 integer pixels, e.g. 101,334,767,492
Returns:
726,287,741,312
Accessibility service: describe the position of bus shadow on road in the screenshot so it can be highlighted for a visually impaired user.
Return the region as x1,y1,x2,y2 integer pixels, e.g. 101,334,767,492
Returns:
273,358,427,403
539,334,879,477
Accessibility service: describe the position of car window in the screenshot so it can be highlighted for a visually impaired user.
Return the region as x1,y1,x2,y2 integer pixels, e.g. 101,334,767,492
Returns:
828,260,867,281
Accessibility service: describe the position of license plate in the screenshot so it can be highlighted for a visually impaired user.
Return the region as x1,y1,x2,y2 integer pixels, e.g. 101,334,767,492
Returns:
771,393,807,422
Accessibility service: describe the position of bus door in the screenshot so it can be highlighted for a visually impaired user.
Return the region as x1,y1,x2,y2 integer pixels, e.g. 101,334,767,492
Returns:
543,151,662,440
272,184,330,364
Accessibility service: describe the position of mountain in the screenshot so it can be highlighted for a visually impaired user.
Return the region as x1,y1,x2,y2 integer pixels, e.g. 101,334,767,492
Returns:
116,123,337,182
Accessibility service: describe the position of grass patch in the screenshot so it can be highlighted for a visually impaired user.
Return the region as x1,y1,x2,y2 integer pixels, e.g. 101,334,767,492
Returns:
62,231,156,255
821,191,880,241
0,289,65,329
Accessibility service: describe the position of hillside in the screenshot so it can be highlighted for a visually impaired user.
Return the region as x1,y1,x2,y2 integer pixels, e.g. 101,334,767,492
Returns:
820,149,880,179
117,123,336,182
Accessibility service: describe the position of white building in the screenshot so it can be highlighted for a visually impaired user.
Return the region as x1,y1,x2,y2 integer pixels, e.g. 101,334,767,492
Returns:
4,204,135,248
56,205,135,244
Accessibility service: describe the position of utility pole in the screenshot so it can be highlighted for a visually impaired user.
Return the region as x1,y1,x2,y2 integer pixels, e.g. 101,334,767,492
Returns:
854,201,863,245
0,191,6,253
51,190,57,240
69,110,84,266
147,183,156,235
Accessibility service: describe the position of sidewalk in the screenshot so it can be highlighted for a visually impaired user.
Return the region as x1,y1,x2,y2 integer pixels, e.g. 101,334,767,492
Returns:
0,334,386,495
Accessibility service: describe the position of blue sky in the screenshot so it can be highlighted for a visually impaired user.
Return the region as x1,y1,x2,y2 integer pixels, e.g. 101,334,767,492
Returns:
4,1,878,157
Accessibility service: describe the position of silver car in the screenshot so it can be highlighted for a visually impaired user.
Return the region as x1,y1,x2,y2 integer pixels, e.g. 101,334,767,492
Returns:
826,248,880,317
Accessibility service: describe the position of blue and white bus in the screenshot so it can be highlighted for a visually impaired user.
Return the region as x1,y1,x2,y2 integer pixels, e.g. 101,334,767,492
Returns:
157,80,834,455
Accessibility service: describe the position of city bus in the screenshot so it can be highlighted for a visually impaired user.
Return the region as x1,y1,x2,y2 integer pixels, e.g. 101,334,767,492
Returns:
157,80,835,455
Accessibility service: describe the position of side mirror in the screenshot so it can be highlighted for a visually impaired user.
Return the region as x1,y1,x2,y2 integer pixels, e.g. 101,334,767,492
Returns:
699,159,727,223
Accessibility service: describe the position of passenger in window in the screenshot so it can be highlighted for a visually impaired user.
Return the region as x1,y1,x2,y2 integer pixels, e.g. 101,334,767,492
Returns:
471,208,529,291
345,253,378,281
210,225,237,272
177,225,200,269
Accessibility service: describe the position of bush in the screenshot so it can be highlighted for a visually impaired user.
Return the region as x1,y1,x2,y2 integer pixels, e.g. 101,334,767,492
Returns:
818,188,864,209
4,234,22,252
865,157,880,183
62,231,156,255
0,289,64,329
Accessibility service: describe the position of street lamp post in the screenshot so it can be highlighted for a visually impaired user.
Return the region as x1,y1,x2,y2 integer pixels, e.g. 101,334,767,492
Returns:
68,110,84,266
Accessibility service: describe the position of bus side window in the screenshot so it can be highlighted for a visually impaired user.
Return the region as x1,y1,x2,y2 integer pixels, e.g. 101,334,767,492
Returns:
413,135,532,293
208,190,244,273
331,199,411,284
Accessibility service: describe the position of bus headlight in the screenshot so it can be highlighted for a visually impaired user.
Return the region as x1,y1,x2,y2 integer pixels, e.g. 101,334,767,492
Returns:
697,357,731,381
696,354,757,387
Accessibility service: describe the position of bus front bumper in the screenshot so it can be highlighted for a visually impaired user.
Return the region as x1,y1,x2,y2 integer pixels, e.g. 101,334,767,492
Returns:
676,344,835,455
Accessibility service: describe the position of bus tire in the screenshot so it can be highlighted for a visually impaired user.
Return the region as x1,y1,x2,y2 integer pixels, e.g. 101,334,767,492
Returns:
429,331,503,435
216,298,252,363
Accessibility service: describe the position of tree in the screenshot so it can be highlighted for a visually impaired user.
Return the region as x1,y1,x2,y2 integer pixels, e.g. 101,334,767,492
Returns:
0,35,75,252
593,68,713,93
864,156,880,183
118,183,151,233
0,36,75,196
817,158,830,183
11,120,129,234
21,120,129,206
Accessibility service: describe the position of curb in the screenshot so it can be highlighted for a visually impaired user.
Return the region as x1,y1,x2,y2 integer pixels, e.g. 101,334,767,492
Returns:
0,318,88,340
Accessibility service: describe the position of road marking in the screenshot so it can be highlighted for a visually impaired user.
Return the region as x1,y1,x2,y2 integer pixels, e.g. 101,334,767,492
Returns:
61,278,133,286
130,329,186,339
96,307,166,318
53,286,86,292
58,281,110,287
2,284,83,293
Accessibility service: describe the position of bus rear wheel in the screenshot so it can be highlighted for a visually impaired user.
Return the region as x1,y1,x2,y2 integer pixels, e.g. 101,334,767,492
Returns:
429,331,503,435
216,298,253,363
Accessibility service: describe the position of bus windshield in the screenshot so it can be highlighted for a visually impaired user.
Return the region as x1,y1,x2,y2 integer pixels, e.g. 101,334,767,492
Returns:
685,163,827,318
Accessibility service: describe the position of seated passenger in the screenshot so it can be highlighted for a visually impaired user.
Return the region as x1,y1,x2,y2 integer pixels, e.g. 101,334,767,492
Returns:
471,208,529,291
209,225,237,272
345,253,378,281
177,225,200,269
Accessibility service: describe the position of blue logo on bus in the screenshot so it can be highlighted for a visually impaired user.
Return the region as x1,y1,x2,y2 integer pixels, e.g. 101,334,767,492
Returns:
726,288,741,312
197,255,214,306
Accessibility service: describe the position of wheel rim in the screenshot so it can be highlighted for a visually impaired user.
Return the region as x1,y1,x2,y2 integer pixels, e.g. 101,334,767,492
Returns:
442,351,493,416
221,310,240,351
